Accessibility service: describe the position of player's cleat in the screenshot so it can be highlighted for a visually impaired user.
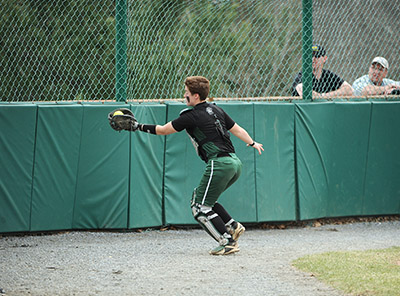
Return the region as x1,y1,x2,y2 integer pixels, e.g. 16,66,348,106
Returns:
209,241,240,255
229,222,245,241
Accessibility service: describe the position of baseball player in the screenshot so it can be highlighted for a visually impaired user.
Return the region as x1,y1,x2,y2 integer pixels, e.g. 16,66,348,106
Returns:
109,76,263,255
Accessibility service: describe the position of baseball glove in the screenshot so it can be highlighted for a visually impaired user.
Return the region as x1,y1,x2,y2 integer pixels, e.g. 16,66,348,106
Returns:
108,108,139,132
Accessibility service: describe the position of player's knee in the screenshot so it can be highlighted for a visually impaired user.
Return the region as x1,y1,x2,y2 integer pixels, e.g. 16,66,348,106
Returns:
191,203,213,220
191,203,231,245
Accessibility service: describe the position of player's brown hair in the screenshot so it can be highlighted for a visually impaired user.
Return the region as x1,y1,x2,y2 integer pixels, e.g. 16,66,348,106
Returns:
184,76,210,101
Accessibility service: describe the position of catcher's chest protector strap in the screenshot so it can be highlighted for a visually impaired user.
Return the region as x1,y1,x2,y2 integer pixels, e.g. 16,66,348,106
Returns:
191,203,231,245
205,105,230,141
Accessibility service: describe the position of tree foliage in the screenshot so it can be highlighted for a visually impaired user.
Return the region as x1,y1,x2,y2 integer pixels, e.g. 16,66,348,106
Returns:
0,0,115,101
127,0,302,100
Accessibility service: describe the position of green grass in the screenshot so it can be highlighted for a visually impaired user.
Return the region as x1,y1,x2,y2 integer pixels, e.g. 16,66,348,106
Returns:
292,247,400,296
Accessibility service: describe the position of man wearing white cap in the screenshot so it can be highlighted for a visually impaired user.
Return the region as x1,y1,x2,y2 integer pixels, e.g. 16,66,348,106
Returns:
352,57,400,96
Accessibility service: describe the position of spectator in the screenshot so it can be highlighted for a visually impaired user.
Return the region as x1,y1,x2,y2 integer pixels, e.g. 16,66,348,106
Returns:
352,57,400,96
291,45,353,98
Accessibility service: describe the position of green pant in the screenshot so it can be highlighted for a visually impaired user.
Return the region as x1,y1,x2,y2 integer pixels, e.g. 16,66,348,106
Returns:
193,153,242,207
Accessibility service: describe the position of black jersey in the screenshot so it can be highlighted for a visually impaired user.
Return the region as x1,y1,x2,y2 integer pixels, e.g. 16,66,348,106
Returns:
171,102,235,162
291,69,344,96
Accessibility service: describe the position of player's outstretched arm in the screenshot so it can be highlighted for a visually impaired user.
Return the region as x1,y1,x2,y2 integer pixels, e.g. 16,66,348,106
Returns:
137,121,177,135
155,122,177,135
229,123,264,155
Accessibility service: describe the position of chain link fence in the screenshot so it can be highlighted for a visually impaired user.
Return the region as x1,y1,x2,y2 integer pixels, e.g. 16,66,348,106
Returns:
127,0,303,100
1,0,399,102
313,0,400,92
0,0,115,101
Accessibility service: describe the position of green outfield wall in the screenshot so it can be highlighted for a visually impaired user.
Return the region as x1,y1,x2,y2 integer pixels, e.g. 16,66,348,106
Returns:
1,101,399,233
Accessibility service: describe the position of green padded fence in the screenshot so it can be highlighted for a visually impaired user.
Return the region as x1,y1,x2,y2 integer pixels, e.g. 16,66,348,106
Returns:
327,101,371,217
254,103,296,222
0,102,399,233
31,104,83,231
295,102,334,219
364,101,400,215
0,105,37,232
129,104,166,228
73,104,130,230
295,101,400,220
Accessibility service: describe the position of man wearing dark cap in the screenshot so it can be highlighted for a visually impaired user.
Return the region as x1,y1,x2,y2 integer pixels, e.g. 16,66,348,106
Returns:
291,45,353,98
352,57,400,96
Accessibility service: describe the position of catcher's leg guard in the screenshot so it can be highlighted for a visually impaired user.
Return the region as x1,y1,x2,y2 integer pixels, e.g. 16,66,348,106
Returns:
191,203,233,245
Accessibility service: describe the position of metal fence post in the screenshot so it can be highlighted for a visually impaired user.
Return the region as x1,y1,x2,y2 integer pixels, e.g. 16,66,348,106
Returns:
302,0,313,101
115,0,127,102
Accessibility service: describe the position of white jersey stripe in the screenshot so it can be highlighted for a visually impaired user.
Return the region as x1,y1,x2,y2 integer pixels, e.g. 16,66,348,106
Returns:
201,160,214,205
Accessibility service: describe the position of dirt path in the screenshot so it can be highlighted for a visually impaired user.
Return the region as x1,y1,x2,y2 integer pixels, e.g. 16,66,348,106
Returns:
1,220,399,295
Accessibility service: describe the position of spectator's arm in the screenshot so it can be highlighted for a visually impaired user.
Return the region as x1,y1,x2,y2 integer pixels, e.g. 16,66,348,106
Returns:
295,83,303,96
291,72,303,96
315,81,353,98
361,84,396,96
358,79,400,96
352,77,367,96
